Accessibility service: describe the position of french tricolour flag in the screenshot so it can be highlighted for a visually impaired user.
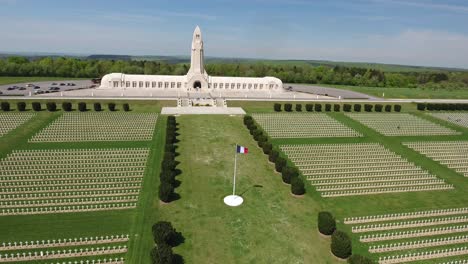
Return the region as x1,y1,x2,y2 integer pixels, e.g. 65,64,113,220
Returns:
236,145,248,154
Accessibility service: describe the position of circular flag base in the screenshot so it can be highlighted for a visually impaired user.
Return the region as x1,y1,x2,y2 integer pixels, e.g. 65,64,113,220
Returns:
223,195,244,207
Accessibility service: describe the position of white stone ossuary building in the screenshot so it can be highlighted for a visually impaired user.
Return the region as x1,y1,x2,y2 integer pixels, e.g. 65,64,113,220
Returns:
99,26,284,93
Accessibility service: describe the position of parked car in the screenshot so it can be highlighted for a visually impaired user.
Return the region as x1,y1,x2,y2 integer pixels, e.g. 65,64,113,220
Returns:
35,90,45,94
59,83,66,86
25,83,34,87
7,87,15,90
66,83,75,86
18,87,26,90
34,86,41,89
52,83,58,85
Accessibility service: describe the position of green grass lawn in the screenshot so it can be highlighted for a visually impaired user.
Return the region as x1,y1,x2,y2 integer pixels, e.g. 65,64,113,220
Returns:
0,76,88,85
320,84,468,99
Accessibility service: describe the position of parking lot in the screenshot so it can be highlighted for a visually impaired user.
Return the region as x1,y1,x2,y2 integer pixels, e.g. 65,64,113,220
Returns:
0,80,95,96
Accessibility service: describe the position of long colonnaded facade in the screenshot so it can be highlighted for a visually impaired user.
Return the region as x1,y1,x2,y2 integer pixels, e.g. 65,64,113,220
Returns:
99,26,284,93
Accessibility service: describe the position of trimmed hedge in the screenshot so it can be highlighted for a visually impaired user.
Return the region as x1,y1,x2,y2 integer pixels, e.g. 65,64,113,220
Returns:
284,103,292,112
318,211,336,235
32,102,41,111
353,104,361,112
108,103,116,111
305,104,314,112
1,102,10,111
274,103,281,112
325,104,331,112
123,103,130,111
17,102,26,111
331,230,352,259
46,102,57,112
364,104,373,112
375,104,383,112
94,102,102,111
394,104,401,112
78,102,87,112
347,254,374,264
314,104,322,112
291,176,305,195
384,105,391,112
334,104,340,112
343,104,351,112
295,104,302,112
62,102,72,111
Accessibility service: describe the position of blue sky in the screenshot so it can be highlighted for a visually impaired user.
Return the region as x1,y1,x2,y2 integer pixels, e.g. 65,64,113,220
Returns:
1,0,468,68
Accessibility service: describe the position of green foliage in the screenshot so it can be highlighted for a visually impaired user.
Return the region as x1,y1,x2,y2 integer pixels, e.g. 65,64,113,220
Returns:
159,181,174,203
150,243,174,264
331,231,352,259
152,221,178,245
1,102,10,111
347,254,374,264
62,102,72,111
295,104,302,112
394,104,402,112
31,102,41,111
46,102,57,112
78,102,87,112
334,104,340,112
325,104,331,112
314,104,322,112
16,102,26,111
364,104,373,112
268,150,279,163
318,211,336,235
273,103,281,112
123,103,130,112
284,103,292,112
305,104,314,112
262,142,273,155
343,104,351,112
353,104,361,112
291,177,305,195
275,157,287,172
374,104,383,112
281,166,299,184
94,102,102,111
384,105,392,112
108,103,116,111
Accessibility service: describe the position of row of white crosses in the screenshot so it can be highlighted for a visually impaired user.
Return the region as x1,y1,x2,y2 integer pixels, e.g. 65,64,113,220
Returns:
0,245,127,262
0,203,137,216
438,260,468,264
49,257,125,264
352,215,468,233
0,113,35,137
0,183,141,194
0,178,142,188
360,224,468,242
345,112,460,136
429,112,468,128
404,141,468,177
344,207,468,224
369,234,468,253
0,195,139,209
281,143,452,197
252,113,362,138
0,235,129,251
29,113,158,142
0,172,143,182
1,189,140,201
378,246,468,264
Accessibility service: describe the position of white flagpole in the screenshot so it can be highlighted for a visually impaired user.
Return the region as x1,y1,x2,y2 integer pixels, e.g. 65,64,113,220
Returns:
233,144,238,195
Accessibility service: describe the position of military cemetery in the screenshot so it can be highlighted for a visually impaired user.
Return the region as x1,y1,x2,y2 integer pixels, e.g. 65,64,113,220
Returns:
1,1,468,262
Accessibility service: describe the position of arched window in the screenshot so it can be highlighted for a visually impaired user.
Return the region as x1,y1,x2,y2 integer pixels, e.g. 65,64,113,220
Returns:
219,83,223,89
177,82,181,88
164,82,169,88
145,81,150,88
126,81,130,87
113,81,119,87
152,82,156,88
132,81,137,88
213,83,217,89
231,83,235,89
158,82,163,88
171,82,175,88
242,83,246,89
139,81,144,88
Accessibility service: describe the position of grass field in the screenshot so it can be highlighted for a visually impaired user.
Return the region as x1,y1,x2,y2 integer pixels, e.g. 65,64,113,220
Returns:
1,100,468,263
320,84,468,99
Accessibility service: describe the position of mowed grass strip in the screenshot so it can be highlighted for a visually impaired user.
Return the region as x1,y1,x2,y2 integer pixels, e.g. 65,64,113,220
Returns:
158,115,339,264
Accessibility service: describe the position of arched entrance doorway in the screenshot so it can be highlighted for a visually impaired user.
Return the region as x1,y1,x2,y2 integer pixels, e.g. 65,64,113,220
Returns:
193,81,201,90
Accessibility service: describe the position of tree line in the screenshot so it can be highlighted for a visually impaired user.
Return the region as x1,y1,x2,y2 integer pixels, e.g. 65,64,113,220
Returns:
2,56,468,90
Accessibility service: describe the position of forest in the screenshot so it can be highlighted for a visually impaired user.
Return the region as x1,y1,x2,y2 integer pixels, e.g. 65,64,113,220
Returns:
1,56,468,90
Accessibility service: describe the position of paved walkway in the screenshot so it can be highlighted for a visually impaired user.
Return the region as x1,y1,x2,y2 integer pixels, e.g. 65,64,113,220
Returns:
161,107,246,115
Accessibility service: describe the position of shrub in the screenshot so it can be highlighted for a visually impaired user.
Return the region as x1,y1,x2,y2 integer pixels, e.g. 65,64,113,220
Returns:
318,211,336,235
347,254,374,264
17,102,26,111
257,135,267,147
159,181,174,203
262,142,273,155
384,105,392,112
295,104,302,112
325,104,331,112
334,104,340,112
46,102,57,112
1,102,10,111
331,231,352,259
375,104,383,112
314,104,322,112
273,103,281,112
253,129,263,141
305,104,314,112
243,115,253,125
394,104,401,112
284,103,292,112
108,103,116,111
417,103,426,111
268,150,279,163
353,104,361,112
150,243,173,264
62,102,72,111
78,102,87,112
281,166,299,184
32,102,41,111
291,177,305,195
364,104,373,112
123,103,130,111
152,221,178,245
94,102,102,111
275,157,287,173
343,104,351,112
427,103,434,111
